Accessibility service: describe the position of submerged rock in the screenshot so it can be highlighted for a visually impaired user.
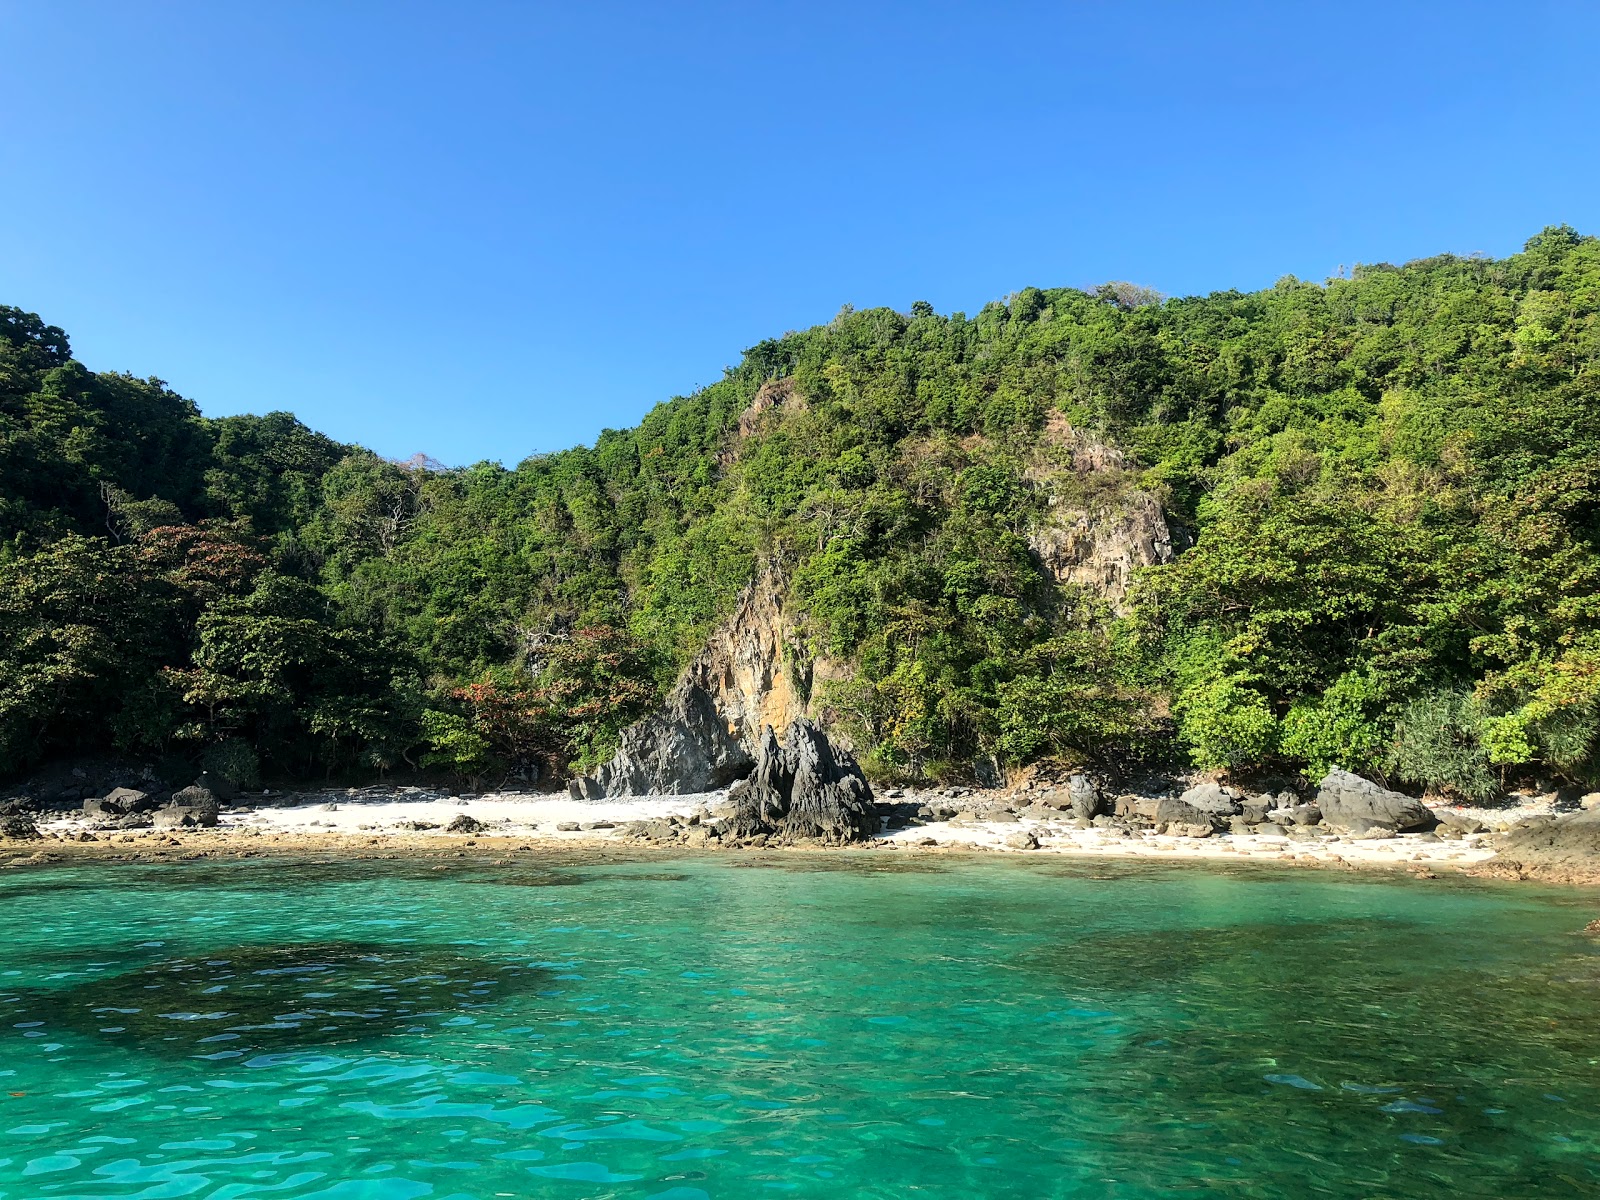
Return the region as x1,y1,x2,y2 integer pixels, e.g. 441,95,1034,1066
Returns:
729,719,878,845
570,681,754,797
1315,770,1434,831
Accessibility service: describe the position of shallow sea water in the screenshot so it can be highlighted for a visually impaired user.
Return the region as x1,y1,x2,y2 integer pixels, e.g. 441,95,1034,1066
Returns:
1,853,1598,1198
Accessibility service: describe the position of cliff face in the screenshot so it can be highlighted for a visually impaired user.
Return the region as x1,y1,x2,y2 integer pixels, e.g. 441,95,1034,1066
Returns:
682,570,846,750
1024,418,1178,613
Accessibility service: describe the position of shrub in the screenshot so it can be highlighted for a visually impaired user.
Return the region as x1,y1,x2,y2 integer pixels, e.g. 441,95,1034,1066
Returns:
1392,689,1498,802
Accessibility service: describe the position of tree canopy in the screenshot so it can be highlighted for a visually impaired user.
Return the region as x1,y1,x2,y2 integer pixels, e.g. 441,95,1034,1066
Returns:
4,227,1598,797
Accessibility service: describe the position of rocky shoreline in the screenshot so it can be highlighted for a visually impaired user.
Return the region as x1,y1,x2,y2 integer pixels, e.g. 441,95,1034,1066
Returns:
5,763,1600,886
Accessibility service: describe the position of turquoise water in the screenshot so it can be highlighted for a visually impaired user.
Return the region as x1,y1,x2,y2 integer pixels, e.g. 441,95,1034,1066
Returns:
2,855,1598,1199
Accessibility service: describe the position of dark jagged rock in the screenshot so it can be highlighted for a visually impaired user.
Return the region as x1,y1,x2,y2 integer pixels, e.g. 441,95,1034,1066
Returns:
83,787,157,818
729,719,878,845
1067,774,1105,820
446,813,486,834
154,787,221,829
0,815,41,840
570,681,754,797
1315,769,1434,831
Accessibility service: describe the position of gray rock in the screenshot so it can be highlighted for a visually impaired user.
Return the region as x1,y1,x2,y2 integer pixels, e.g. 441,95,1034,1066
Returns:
170,785,218,810
555,822,582,832
446,813,485,834
570,681,754,797
1344,816,1399,835
729,719,878,845
622,817,682,842
1004,831,1041,850
1284,803,1322,826
1177,782,1244,817
1067,774,1106,820
1494,808,1600,874
0,815,41,839
1240,800,1273,824
90,787,156,815
1315,770,1434,831
1149,795,1226,829
1434,810,1487,835
567,776,605,800
153,803,218,829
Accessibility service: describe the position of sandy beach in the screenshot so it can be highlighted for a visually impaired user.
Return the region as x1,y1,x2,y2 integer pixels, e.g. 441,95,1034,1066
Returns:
3,784,1520,878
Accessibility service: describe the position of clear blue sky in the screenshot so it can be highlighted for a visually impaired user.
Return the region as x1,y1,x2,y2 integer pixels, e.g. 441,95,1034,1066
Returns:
3,2,1597,465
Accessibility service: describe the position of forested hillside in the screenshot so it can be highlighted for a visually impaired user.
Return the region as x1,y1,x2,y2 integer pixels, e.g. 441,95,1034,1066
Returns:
4,226,1598,798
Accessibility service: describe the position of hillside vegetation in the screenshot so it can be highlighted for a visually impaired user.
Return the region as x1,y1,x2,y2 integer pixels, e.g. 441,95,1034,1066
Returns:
3,226,1598,798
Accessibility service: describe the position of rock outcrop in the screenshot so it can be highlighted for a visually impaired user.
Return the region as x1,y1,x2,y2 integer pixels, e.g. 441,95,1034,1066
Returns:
728,719,878,844
1493,809,1600,878
1314,770,1434,831
1025,419,1179,613
681,571,824,751
570,680,754,798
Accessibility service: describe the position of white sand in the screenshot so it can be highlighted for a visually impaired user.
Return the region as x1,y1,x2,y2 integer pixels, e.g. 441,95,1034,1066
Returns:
35,787,1499,870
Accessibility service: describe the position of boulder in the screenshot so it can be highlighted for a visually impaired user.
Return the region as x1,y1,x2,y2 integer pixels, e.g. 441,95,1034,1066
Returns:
1004,831,1041,850
153,804,218,830
1344,816,1399,835
570,681,754,797
0,815,41,840
446,813,485,834
728,719,878,844
567,776,605,801
170,785,219,810
110,787,155,811
1434,810,1487,835
1177,782,1244,817
1067,774,1105,820
1315,770,1434,831
622,817,682,842
1284,803,1322,826
1240,799,1273,824
555,822,582,832
1147,795,1226,829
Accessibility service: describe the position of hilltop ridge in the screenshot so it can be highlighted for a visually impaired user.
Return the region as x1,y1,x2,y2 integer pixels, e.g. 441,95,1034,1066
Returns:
3,226,1599,803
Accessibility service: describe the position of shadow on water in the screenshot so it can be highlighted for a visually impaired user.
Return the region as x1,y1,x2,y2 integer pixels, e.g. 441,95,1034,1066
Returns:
2,940,552,1060
0,858,599,899
727,853,952,875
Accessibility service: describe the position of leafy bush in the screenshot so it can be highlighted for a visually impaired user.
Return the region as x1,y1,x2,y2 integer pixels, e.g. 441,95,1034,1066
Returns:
1392,690,1498,802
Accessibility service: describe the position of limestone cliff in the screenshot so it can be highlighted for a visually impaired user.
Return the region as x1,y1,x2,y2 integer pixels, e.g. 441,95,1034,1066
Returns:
682,570,840,751
1024,418,1179,612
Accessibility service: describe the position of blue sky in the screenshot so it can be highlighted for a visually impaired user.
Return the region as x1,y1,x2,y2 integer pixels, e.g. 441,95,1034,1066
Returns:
3,2,1597,465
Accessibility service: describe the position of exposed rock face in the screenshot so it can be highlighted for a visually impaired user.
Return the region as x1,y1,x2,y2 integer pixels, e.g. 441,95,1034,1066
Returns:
683,572,813,750
723,378,807,463
571,680,754,798
1025,421,1178,613
729,720,878,844
1315,770,1434,831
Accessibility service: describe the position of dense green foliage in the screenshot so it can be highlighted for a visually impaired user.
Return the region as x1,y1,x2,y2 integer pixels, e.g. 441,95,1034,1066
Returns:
4,226,1598,795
